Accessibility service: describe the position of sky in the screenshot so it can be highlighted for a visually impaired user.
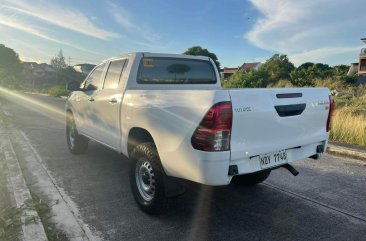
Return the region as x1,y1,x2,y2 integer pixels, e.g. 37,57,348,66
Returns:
0,0,365,67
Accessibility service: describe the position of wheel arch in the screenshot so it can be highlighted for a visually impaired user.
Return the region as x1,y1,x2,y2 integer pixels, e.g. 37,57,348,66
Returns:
66,108,73,115
66,108,73,122
127,127,156,158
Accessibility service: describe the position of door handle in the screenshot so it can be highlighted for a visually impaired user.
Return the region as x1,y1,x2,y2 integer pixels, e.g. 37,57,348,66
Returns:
88,97,95,102
109,98,117,104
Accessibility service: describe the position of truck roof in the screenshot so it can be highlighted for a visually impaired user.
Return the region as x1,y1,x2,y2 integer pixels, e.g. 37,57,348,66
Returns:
103,52,210,63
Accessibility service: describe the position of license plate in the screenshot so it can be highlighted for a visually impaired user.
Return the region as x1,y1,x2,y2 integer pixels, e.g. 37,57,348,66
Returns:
259,150,288,169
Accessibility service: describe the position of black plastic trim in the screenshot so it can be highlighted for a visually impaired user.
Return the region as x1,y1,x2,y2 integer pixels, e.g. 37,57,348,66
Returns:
275,103,306,117
228,165,238,175
276,93,302,98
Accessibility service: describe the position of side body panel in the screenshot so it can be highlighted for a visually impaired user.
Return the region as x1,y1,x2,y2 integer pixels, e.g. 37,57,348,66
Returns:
121,89,231,184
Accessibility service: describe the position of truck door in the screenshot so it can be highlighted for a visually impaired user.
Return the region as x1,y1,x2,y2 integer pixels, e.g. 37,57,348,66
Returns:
77,63,106,138
92,58,128,150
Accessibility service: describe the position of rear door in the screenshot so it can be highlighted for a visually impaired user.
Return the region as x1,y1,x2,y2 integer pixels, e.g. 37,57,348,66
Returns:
91,58,128,150
229,88,330,161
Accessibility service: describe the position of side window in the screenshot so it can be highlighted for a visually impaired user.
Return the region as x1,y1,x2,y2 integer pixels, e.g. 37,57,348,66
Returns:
103,59,127,89
84,63,106,91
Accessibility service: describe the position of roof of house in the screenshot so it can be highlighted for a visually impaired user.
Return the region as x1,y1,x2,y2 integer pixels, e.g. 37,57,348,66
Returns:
222,67,238,73
239,62,261,72
38,63,56,72
22,62,38,69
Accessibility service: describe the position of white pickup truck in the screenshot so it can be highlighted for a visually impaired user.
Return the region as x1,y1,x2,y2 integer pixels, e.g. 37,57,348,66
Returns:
65,52,334,213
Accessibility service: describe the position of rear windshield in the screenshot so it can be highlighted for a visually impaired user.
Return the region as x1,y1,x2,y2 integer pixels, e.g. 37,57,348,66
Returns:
137,57,217,84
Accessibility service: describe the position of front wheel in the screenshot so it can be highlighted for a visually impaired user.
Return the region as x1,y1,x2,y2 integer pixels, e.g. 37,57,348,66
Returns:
231,170,271,186
129,143,167,214
66,113,88,154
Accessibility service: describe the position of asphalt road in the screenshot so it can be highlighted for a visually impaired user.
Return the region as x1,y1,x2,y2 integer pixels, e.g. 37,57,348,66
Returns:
1,92,366,241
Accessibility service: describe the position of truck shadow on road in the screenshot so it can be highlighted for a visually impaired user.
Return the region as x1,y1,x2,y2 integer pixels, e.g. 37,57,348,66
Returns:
71,142,366,241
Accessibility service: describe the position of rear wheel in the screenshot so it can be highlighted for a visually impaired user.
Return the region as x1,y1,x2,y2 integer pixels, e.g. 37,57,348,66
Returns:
66,113,88,154
231,170,271,186
129,143,167,214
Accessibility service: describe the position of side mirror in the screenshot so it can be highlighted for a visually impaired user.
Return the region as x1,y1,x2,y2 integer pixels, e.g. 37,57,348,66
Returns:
67,81,82,91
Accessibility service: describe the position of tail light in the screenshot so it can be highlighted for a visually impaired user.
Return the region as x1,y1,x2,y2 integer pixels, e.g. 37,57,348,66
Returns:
191,101,232,151
326,95,334,132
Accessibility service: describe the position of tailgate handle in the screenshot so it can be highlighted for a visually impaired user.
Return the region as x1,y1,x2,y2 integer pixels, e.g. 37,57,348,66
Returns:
275,104,306,117
276,93,302,98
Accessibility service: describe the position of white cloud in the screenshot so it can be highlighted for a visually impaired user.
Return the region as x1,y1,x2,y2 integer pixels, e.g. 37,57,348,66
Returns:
290,46,362,66
245,0,365,65
2,0,119,40
0,14,100,55
106,1,160,44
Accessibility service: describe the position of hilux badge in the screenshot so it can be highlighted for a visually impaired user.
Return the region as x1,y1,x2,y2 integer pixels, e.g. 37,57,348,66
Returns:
235,107,252,112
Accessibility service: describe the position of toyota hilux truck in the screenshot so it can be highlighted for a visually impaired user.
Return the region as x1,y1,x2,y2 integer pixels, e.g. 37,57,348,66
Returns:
65,52,334,213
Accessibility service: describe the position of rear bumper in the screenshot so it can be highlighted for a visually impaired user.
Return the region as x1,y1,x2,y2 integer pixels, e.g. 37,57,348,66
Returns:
230,141,326,180
164,140,326,186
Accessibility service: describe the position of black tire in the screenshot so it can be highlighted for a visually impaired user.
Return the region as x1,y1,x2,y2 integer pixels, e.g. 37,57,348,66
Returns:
66,112,88,154
129,143,167,214
231,170,271,186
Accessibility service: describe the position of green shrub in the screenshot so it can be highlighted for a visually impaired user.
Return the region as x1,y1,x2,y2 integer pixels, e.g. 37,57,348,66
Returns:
48,86,70,97
267,79,294,88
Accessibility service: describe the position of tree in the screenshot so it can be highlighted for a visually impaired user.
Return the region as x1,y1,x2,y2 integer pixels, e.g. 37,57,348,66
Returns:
259,54,295,83
298,62,314,70
50,49,67,70
289,68,315,87
0,44,22,72
222,68,270,88
183,46,221,70
332,64,349,76
0,44,23,87
290,62,335,86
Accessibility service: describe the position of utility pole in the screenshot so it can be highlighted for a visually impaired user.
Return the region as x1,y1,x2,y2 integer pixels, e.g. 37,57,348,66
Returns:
68,56,71,66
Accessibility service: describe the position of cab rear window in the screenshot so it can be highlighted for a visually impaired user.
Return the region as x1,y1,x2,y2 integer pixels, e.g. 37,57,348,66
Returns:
137,57,216,84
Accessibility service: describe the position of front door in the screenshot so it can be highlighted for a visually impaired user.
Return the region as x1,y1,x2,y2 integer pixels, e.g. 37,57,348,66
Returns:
80,63,107,140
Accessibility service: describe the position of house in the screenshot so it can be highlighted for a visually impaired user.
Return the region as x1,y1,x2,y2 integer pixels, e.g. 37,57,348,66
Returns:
220,62,263,80
239,62,262,72
23,61,38,70
73,63,96,76
22,62,58,87
221,67,239,79
359,38,366,75
355,38,366,84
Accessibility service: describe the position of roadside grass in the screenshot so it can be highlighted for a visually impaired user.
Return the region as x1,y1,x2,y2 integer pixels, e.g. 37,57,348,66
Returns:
329,87,366,146
0,110,68,241
0,154,22,241
48,86,70,97
330,107,366,146
30,192,68,241
3,83,70,98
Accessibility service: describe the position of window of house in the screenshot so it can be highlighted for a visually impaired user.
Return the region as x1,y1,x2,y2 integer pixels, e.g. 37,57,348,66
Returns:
360,59,366,71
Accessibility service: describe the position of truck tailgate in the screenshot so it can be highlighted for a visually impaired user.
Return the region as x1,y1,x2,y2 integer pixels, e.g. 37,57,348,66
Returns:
229,88,330,162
